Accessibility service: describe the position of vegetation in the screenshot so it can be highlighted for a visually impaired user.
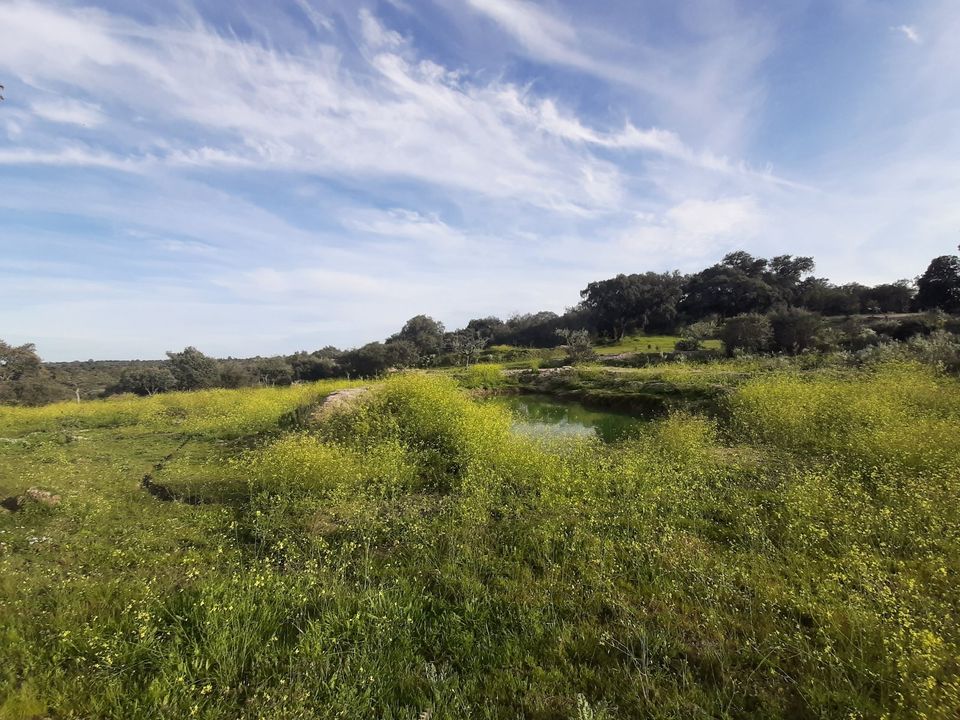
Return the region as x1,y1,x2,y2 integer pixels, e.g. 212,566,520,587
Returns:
5,247,960,405
2,357,959,718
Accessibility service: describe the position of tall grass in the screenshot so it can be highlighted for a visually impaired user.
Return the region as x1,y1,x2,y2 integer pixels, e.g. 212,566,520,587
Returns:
0,380,358,439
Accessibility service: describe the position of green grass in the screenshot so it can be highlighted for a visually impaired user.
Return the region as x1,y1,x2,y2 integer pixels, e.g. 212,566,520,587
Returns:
1,365,959,718
593,334,722,355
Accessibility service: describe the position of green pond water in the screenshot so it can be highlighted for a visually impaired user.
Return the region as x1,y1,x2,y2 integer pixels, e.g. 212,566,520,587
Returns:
488,393,645,443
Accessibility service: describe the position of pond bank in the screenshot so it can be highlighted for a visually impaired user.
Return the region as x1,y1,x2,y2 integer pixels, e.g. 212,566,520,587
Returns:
507,366,729,417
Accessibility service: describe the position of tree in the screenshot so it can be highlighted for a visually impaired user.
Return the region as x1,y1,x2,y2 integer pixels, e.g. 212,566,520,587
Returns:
580,271,684,340
0,340,61,405
289,347,343,381
392,315,445,356
722,251,769,278
719,314,772,356
115,366,176,396
254,357,294,386
384,340,420,369
769,307,823,354
797,279,865,315
447,330,489,366
555,328,594,363
917,255,960,312
341,342,390,377
288,351,340,381
767,255,815,303
681,265,775,319
863,280,914,313
465,317,505,341
219,362,253,388
677,319,719,351
166,347,220,390
498,312,564,347
0,340,42,386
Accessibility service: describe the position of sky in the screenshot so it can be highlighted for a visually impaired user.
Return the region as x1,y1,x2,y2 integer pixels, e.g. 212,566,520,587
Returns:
1,0,958,360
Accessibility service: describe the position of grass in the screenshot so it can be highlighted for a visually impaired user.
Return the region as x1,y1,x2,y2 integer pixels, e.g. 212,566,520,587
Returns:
1,364,959,718
593,334,722,355
480,333,723,370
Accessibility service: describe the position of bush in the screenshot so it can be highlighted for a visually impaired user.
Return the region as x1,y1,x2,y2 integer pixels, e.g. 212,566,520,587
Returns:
166,347,220,390
720,314,772,356
769,307,823,353
458,363,508,389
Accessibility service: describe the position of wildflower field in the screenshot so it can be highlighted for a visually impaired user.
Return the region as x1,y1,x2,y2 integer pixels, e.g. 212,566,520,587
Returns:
1,362,958,718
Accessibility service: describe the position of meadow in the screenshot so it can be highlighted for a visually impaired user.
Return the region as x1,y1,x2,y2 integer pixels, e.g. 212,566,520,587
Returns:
592,335,722,356
1,360,958,718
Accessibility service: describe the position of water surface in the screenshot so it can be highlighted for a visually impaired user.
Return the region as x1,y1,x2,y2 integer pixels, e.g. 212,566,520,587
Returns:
488,393,644,443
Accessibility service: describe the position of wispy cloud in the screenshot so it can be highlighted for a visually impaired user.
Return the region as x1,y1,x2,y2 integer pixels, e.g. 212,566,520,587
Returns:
30,98,105,126
893,24,922,44
0,0,784,210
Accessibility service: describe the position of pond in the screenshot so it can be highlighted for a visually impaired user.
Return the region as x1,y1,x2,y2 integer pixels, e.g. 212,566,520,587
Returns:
487,393,645,443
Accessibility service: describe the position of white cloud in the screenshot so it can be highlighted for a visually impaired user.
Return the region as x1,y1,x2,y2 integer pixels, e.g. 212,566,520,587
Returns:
665,197,761,239
31,98,105,126
458,0,776,153
464,0,588,69
0,146,142,170
358,8,404,49
894,24,922,44
293,0,333,33
218,267,388,297
344,208,468,249
612,197,763,262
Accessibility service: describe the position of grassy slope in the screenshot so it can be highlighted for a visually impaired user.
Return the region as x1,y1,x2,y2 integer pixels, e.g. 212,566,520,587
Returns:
1,365,959,719
593,334,722,355
486,333,722,366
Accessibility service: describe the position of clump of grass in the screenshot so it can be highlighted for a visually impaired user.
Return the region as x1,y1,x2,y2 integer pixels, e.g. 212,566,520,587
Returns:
456,363,508,390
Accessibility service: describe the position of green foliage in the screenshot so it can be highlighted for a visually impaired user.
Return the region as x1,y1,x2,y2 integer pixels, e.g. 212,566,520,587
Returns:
166,346,221,390
457,363,508,389
592,333,722,356
115,365,177,395
918,254,960,312
0,340,63,406
720,313,773,356
555,328,595,363
0,380,357,439
253,357,294,386
391,315,445,356
446,330,489,366
580,271,685,339
769,306,823,353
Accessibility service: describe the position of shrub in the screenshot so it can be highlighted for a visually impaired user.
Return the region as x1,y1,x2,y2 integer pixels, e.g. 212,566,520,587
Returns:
458,363,507,389
769,307,823,353
720,314,772,356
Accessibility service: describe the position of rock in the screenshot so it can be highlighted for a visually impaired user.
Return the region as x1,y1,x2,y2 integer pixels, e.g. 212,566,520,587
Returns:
25,487,61,507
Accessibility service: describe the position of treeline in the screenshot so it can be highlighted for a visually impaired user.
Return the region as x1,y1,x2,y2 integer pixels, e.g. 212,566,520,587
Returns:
3,247,960,404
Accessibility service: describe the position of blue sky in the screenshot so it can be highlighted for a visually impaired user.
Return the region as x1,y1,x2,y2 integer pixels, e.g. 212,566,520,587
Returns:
1,0,958,360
